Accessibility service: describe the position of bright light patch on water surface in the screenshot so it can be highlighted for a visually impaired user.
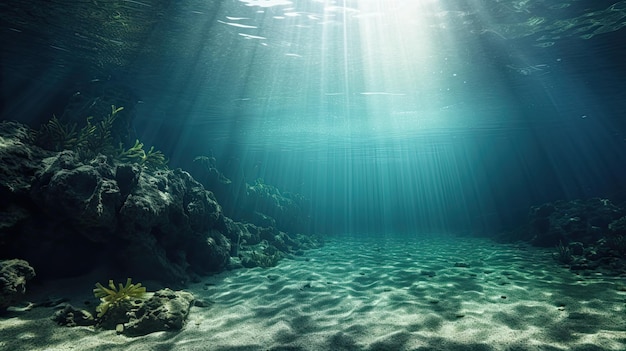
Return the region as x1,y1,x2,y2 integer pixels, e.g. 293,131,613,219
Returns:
341,0,446,134
239,0,293,8
215,0,471,140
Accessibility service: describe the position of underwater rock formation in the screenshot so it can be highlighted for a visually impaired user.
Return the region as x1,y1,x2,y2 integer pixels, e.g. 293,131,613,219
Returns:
214,215,321,269
123,288,194,336
498,198,626,274
190,158,311,235
0,259,36,310
96,288,194,336
17,143,226,282
52,304,95,327
527,198,623,247
54,288,194,336
0,121,320,284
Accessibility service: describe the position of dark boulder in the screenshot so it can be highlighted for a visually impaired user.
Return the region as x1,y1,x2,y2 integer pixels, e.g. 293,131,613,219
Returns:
0,259,36,310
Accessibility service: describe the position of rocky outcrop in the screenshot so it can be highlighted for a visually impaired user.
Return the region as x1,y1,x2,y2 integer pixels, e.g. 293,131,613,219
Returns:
0,121,229,283
52,304,95,327
498,198,626,275
122,288,194,337
0,259,36,310
31,151,122,242
113,167,225,282
189,160,311,235
93,288,194,336
527,198,623,247
0,122,51,247
0,121,321,284
31,150,226,282
54,288,195,336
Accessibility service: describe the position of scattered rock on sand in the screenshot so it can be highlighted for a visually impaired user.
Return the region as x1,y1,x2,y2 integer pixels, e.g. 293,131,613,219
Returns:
0,259,36,310
97,288,195,337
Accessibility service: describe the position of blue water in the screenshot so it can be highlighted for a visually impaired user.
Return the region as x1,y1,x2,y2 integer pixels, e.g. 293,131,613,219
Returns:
136,0,626,235
2,0,626,235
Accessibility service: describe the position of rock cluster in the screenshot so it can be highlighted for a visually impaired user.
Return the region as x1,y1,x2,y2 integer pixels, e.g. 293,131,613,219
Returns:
499,198,626,275
527,198,623,247
190,158,311,235
121,288,195,336
0,121,320,285
53,288,195,336
0,259,36,310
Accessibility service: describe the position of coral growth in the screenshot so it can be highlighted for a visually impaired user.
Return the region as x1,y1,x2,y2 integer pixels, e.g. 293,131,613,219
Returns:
93,278,146,318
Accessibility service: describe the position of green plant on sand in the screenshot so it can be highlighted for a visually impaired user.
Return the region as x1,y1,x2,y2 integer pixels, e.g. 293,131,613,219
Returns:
93,278,146,318
552,241,573,264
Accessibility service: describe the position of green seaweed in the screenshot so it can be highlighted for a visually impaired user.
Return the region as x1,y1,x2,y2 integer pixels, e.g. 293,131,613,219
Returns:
552,241,573,264
143,145,168,170
37,104,169,169
116,139,168,170
93,278,146,318
36,115,86,151
116,139,145,163
83,105,123,157
36,105,123,156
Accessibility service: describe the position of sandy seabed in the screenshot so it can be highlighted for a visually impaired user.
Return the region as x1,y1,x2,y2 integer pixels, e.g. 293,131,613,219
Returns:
2,235,626,351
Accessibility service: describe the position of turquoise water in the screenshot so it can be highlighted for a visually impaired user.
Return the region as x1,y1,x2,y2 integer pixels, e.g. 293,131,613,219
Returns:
124,0,626,235
1,1,626,234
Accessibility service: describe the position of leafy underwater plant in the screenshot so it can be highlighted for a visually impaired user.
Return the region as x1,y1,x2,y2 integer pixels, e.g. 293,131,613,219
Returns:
116,139,168,170
36,106,169,170
36,105,123,155
552,241,573,264
82,105,123,157
93,278,146,318
36,114,89,151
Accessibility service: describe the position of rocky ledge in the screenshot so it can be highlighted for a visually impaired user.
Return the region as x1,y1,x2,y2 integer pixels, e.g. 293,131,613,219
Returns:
0,121,321,286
